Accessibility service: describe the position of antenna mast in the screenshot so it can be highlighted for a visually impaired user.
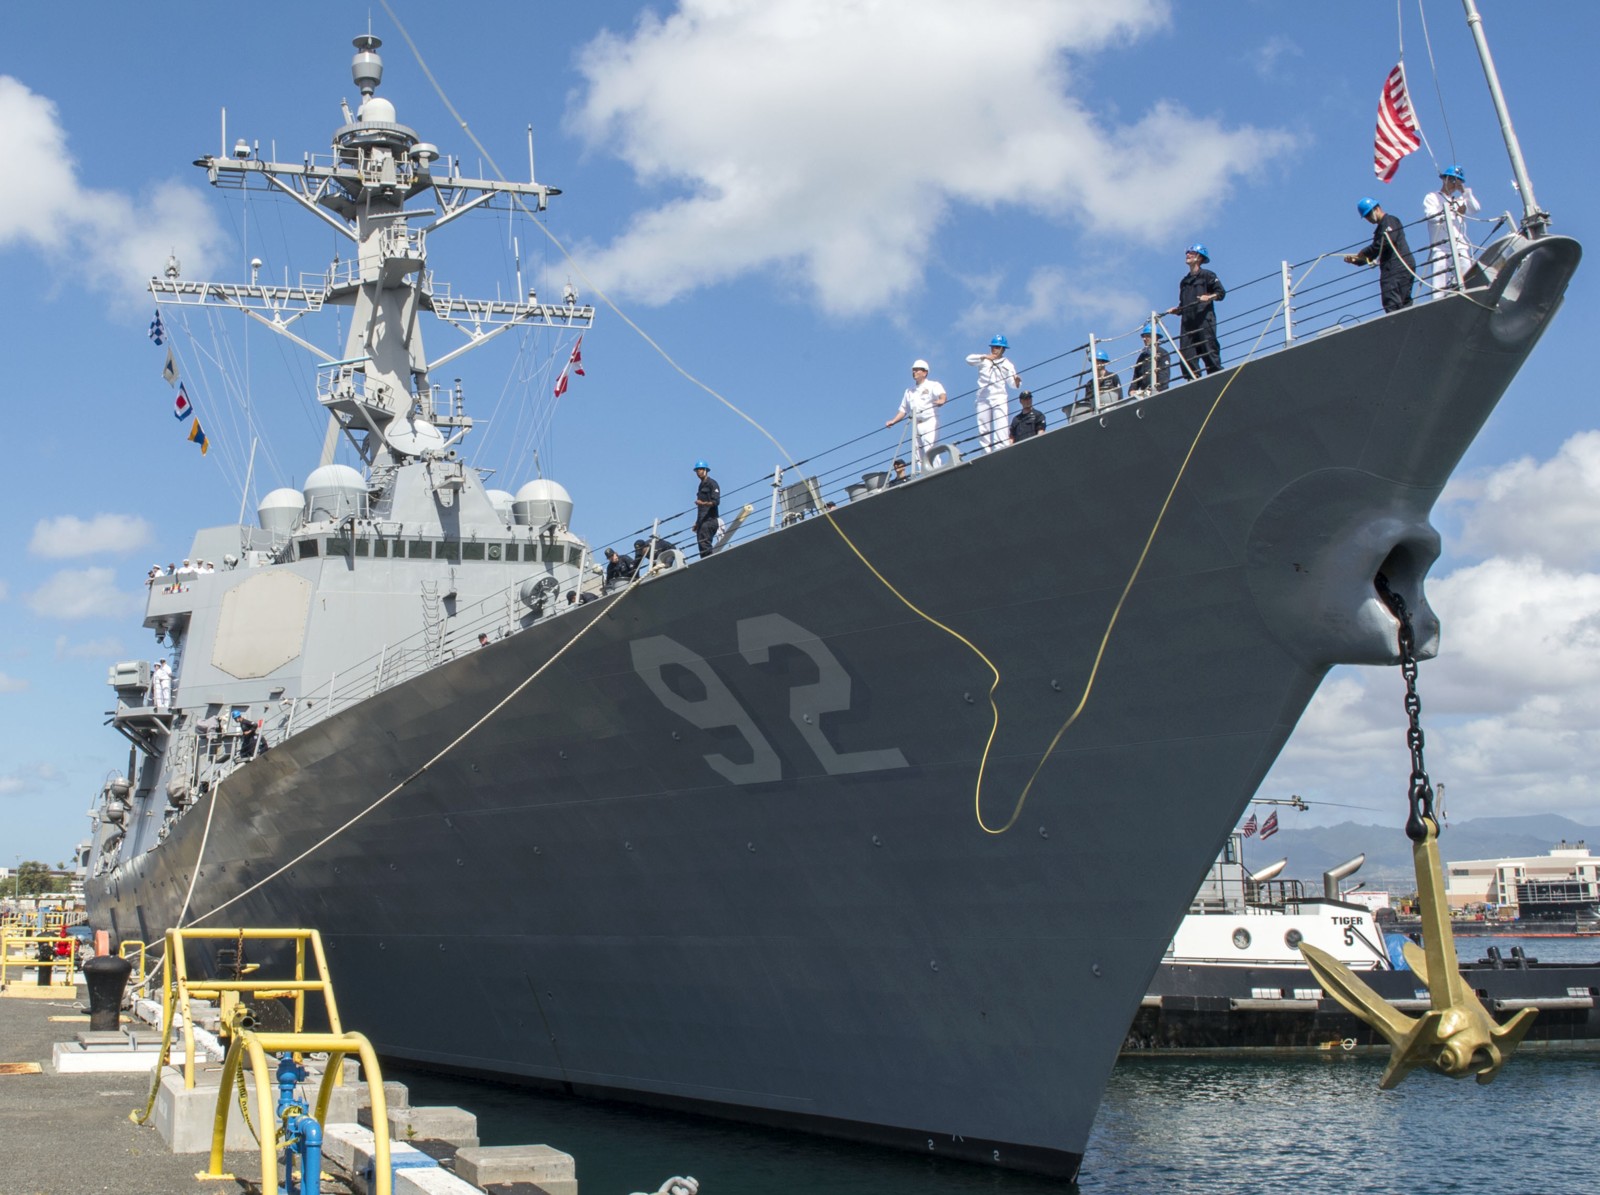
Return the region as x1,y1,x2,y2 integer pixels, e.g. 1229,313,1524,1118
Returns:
1460,0,1548,236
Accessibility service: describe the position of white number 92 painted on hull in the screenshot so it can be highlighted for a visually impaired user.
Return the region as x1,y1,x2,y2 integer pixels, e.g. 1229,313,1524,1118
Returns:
630,613,909,784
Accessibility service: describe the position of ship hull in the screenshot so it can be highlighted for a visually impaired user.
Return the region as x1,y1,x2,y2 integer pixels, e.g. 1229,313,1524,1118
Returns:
90,237,1580,1178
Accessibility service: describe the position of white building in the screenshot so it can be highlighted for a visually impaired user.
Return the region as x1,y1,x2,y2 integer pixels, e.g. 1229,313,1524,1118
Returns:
1444,841,1598,917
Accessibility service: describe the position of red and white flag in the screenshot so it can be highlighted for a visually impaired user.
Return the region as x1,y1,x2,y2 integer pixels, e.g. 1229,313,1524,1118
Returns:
1373,63,1422,182
1259,811,1280,840
553,335,586,398
1241,814,1258,839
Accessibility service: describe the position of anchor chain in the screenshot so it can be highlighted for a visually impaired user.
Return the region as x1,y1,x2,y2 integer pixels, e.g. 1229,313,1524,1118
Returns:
1375,572,1435,842
1294,572,1536,1088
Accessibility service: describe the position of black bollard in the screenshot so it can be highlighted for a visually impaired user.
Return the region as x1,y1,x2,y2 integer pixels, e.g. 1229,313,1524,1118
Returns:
36,940,53,986
83,955,133,1031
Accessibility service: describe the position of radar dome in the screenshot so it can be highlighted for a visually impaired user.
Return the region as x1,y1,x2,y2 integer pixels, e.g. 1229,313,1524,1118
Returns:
386,417,445,458
360,97,397,124
303,464,367,524
512,479,574,529
485,489,515,524
258,488,306,536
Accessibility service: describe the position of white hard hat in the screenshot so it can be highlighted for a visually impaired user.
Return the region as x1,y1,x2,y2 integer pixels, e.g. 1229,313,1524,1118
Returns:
911,359,930,371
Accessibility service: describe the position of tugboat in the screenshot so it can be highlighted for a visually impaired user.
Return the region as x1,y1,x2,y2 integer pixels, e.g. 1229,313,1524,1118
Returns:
1126,834,1600,1053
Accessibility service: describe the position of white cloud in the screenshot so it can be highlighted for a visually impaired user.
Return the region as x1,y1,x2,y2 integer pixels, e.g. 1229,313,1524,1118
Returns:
23,567,141,621
29,513,153,559
0,763,58,800
1249,36,1303,82
566,0,1297,316
54,635,123,661
0,75,226,310
1264,430,1600,827
0,672,28,694
1446,430,1600,570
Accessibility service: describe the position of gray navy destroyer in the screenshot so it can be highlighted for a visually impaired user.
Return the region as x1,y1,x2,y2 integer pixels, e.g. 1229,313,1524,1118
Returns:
85,27,1581,1181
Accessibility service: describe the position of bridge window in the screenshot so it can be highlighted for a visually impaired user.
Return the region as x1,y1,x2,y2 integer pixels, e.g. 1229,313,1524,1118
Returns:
463,543,486,561
373,539,389,558
298,539,319,558
408,541,431,559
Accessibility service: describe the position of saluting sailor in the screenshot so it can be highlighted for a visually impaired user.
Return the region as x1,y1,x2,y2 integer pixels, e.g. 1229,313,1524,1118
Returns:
965,336,1021,455
1422,164,1480,296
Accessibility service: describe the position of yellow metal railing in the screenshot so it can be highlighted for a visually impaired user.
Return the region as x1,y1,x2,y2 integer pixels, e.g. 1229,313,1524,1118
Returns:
157,927,345,1089
0,929,75,987
117,939,149,988
208,1028,392,1195
132,926,393,1194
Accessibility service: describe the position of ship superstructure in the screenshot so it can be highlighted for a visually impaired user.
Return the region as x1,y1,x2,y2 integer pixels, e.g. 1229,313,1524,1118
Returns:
87,32,1581,1181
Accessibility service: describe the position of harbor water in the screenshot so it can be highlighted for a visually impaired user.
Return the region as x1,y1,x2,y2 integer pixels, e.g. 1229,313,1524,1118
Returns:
396,936,1600,1194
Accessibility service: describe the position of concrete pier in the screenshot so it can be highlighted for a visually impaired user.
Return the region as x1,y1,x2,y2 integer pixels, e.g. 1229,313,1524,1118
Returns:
0,985,582,1194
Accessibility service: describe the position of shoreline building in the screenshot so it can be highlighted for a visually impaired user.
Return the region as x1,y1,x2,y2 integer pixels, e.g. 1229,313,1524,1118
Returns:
1445,841,1599,920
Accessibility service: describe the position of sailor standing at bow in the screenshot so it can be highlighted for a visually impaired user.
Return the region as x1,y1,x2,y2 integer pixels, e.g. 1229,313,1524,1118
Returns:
884,359,947,471
965,336,1021,454
1423,164,1480,296
692,461,721,559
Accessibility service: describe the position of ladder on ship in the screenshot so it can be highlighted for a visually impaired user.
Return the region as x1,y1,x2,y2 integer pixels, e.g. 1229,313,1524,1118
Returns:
420,580,445,666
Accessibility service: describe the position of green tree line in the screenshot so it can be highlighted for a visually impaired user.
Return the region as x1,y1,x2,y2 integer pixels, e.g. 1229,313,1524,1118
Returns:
9,860,71,897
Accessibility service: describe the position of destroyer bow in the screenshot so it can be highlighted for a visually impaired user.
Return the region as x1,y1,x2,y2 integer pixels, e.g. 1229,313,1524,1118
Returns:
1297,574,1535,1088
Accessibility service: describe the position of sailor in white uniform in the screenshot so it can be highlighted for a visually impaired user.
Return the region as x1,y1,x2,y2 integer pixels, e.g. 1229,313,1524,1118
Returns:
1422,164,1480,298
885,359,947,469
151,658,172,712
965,336,1021,454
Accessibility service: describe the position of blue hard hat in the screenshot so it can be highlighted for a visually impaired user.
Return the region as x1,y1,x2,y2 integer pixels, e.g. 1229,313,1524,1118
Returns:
1141,323,1158,337
1094,348,1109,362
990,335,1008,348
1357,197,1379,218
1186,243,1210,263
1439,164,1466,182
693,459,709,470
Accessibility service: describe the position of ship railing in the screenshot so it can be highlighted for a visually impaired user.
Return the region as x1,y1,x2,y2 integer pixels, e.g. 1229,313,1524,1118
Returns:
585,214,1512,558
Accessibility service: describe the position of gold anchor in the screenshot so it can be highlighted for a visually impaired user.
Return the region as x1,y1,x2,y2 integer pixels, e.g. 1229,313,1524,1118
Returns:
1299,576,1534,1088
1300,813,1535,1088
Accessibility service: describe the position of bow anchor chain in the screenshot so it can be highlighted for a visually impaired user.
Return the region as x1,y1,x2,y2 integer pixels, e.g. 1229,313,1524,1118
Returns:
1297,574,1536,1089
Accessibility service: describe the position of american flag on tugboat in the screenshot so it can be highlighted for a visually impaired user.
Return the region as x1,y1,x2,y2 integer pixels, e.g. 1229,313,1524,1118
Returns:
1241,814,1258,839
1373,63,1422,182
1259,811,1280,839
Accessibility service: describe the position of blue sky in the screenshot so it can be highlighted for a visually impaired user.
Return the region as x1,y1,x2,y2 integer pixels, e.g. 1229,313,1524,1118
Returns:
2,1,1597,862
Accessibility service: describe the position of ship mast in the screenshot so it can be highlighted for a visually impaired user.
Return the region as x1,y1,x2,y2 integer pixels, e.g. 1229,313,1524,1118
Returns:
1460,0,1548,237
150,35,595,468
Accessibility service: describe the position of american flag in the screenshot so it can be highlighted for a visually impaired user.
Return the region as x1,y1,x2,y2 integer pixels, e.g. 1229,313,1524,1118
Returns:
1373,63,1422,182
1241,814,1258,839
1260,811,1280,839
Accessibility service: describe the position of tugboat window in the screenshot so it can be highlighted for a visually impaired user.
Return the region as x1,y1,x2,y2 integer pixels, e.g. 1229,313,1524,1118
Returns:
1232,928,1252,950
1284,929,1303,949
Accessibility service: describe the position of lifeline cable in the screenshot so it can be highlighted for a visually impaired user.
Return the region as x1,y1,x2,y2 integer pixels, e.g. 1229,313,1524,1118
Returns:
181,574,643,927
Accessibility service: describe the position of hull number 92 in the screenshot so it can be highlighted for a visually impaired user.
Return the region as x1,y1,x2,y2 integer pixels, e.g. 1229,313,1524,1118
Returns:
630,613,908,784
